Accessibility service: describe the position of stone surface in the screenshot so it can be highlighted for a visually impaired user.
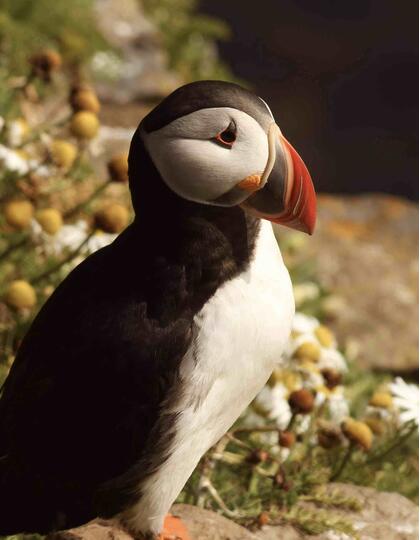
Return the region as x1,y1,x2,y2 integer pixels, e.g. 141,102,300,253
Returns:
47,506,259,540
47,485,418,540
256,483,419,540
47,520,132,540
173,504,258,540
276,194,418,372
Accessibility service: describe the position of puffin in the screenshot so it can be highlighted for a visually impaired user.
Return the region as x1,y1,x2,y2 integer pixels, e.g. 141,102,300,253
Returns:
0,81,316,539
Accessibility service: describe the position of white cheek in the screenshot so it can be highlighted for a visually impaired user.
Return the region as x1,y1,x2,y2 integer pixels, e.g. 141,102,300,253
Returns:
144,108,270,204
152,137,268,202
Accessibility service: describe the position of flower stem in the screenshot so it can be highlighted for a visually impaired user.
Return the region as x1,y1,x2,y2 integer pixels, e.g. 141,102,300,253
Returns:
331,443,354,481
64,181,109,219
286,412,297,431
0,236,28,263
367,422,417,464
233,425,279,434
31,232,93,285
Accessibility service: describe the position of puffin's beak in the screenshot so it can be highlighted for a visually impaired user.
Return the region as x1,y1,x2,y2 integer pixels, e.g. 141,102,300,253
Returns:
239,124,316,234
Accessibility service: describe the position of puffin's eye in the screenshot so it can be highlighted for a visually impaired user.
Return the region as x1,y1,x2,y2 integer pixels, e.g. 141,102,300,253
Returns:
214,121,236,148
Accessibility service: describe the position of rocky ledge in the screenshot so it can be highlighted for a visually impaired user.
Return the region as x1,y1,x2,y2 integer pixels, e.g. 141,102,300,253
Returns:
47,483,418,540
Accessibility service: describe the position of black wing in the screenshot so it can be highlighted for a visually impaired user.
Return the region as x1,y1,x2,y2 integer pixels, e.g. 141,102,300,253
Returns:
0,209,250,534
0,228,195,533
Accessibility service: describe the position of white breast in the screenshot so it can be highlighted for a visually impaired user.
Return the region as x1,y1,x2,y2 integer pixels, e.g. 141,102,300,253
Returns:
127,220,295,534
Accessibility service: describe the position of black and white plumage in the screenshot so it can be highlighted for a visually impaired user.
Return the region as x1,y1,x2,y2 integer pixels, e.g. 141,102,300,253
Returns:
0,81,316,537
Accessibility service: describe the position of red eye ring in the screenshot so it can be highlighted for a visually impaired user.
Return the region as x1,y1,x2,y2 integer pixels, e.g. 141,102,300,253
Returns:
214,122,236,148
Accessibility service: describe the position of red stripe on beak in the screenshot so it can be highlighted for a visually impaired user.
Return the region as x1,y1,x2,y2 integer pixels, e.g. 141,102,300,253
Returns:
273,136,317,235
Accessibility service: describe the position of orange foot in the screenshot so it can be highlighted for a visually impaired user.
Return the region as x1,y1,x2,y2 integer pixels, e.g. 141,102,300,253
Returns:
158,514,191,540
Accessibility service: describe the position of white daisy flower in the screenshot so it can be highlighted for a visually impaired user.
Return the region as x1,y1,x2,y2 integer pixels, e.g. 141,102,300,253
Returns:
270,385,293,429
0,144,30,174
292,312,319,334
318,348,348,373
31,219,87,256
327,391,350,424
298,366,324,389
279,447,291,461
85,230,118,253
293,282,320,307
31,220,117,258
389,377,419,425
6,118,29,147
253,384,292,429
295,414,311,434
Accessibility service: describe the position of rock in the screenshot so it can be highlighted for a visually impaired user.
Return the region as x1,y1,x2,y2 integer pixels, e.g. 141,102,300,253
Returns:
256,483,419,540
93,0,181,105
47,520,132,540
47,506,258,540
276,194,418,372
45,485,418,540
172,504,258,540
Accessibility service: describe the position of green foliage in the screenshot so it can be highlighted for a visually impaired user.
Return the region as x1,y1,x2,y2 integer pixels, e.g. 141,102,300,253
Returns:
340,420,418,501
142,0,234,81
0,68,19,118
0,0,110,74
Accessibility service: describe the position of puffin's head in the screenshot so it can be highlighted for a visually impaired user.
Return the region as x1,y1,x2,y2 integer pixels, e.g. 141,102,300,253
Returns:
132,81,316,234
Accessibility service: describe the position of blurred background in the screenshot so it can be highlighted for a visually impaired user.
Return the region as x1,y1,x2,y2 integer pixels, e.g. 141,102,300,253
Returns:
202,0,419,200
0,0,418,528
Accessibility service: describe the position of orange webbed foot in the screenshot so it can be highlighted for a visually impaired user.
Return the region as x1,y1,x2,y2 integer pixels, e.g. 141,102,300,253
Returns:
158,514,191,540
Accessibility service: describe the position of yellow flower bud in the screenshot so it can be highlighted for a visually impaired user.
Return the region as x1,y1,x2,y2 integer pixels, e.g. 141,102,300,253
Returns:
70,111,99,140
70,89,100,114
5,280,37,309
50,139,78,168
341,418,373,451
315,324,335,347
369,391,393,409
267,368,300,390
36,208,63,235
293,341,321,362
107,152,129,183
4,200,34,230
94,204,129,233
364,416,386,436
